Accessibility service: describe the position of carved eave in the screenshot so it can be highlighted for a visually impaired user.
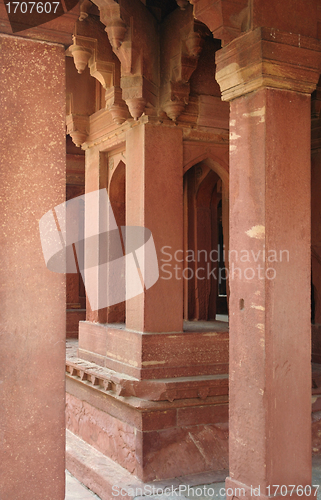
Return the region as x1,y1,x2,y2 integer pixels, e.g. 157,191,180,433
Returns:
95,0,127,51
79,0,95,20
162,81,190,121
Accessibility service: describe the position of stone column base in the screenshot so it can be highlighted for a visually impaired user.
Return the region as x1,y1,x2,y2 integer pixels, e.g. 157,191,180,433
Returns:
66,340,229,481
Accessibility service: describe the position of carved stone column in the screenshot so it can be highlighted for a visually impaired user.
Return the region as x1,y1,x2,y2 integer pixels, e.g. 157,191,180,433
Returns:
215,27,321,498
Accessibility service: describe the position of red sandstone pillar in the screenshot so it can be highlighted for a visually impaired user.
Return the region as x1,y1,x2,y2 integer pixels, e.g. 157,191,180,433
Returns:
0,35,66,499
84,146,108,323
216,28,321,498
126,122,183,332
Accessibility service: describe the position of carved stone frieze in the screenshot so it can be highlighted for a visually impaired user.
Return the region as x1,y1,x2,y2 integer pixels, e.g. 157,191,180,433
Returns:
66,356,229,402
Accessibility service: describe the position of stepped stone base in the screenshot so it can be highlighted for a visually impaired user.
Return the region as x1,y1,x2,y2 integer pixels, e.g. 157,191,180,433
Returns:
66,339,229,482
66,430,228,500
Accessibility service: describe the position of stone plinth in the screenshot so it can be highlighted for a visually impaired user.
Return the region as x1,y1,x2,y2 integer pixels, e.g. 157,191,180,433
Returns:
78,321,229,379
66,337,229,481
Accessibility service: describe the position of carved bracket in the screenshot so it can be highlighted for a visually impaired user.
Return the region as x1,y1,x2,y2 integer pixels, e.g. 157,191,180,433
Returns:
105,86,129,124
66,114,90,147
161,22,205,121
68,31,129,126
91,0,158,120
68,35,115,89
176,0,190,9
186,0,249,46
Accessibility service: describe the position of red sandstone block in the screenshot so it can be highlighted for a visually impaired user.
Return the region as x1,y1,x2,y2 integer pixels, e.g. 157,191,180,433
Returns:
67,310,86,338
141,409,177,431
106,327,142,367
177,403,228,426
66,379,143,429
66,394,138,475
139,362,229,380
141,424,228,481
141,331,229,368
79,322,108,356
78,349,105,367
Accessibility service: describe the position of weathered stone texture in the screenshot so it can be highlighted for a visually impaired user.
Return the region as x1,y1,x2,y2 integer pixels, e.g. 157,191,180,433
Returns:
0,34,66,500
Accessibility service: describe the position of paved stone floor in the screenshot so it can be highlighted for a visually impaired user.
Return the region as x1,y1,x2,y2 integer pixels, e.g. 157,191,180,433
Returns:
66,456,321,500
66,471,100,499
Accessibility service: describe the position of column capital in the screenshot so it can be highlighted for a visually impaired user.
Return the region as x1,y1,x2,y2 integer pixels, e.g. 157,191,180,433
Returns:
216,27,321,101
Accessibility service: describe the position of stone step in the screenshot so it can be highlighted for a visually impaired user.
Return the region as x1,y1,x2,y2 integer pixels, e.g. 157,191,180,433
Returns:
66,430,228,500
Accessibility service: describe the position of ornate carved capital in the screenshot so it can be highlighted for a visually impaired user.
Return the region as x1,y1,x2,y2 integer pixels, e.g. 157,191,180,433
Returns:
216,28,321,101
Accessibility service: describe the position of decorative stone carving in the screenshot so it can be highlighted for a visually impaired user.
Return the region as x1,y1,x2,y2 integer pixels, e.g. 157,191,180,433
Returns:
161,21,205,122
176,0,189,9
187,0,249,46
105,86,129,124
163,100,186,121
69,44,92,74
66,114,89,147
126,97,146,121
79,0,92,21
105,18,127,50
185,30,204,58
69,35,115,89
65,355,228,402
68,27,129,126
91,0,158,120
89,60,114,89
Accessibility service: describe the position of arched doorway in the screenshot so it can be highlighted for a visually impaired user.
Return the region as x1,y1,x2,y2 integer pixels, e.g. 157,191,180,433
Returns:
183,158,229,322
107,159,126,324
